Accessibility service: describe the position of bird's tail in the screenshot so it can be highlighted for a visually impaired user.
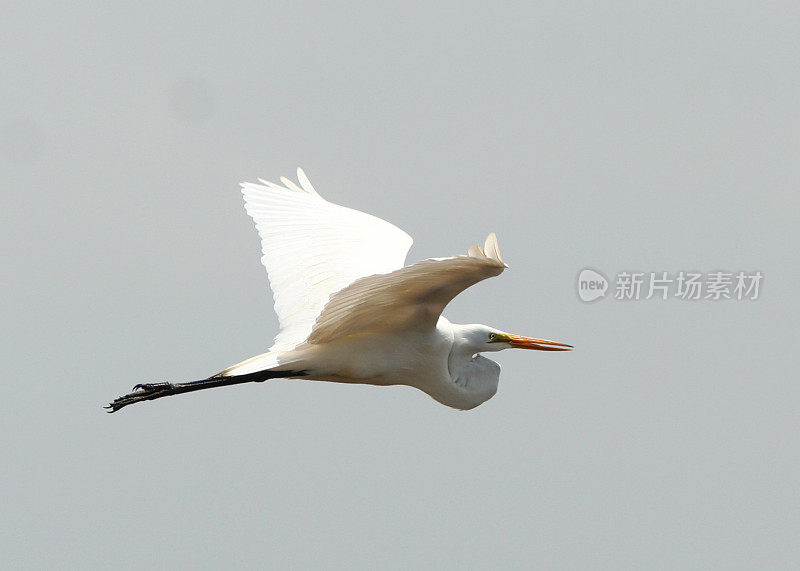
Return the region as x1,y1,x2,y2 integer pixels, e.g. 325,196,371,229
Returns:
213,349,303,377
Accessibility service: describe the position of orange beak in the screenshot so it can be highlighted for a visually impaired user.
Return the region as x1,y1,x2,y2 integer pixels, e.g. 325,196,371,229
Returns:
506,334,573,351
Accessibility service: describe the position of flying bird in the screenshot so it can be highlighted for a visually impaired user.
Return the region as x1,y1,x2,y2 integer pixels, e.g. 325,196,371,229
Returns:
107,169,571,412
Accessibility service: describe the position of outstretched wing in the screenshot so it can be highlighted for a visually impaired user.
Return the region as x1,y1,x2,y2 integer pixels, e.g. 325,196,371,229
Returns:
242,169,413,350
307,234,507,344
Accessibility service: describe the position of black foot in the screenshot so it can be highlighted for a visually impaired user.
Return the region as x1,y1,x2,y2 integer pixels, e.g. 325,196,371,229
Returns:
105,382,176,413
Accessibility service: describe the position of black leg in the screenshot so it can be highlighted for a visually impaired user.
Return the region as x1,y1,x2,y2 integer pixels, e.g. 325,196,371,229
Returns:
105,369,307,413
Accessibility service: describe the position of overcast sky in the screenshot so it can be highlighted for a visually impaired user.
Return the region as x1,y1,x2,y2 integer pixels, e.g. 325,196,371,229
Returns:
2,2,798,568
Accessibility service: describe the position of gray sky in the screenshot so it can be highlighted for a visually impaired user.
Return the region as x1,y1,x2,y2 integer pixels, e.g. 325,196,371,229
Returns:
2,2,798,568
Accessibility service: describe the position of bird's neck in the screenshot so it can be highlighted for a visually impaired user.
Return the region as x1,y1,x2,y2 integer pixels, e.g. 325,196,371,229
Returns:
439,322,501,409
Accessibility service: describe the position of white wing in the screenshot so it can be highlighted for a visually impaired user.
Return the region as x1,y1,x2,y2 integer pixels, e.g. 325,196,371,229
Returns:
308,234,506,344
242,169,413,350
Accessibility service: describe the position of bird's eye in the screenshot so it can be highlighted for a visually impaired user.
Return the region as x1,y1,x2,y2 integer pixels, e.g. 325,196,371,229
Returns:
488,333,496,341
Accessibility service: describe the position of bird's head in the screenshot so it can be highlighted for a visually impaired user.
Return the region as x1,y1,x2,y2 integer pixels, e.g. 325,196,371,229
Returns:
460,324,573,354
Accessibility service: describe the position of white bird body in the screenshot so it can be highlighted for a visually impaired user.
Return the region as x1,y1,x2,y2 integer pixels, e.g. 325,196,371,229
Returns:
244,316,498,410
107,169,570,413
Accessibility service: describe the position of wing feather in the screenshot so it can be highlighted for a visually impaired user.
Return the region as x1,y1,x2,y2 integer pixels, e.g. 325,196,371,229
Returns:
307,234,507,344
242,169,413,350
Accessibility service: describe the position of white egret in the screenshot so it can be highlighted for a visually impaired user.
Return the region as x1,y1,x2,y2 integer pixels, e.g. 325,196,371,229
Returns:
107,169,571,412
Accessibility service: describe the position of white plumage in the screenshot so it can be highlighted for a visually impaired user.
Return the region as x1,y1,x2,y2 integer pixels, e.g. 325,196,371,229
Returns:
241,173,412,351
108,168,570,413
